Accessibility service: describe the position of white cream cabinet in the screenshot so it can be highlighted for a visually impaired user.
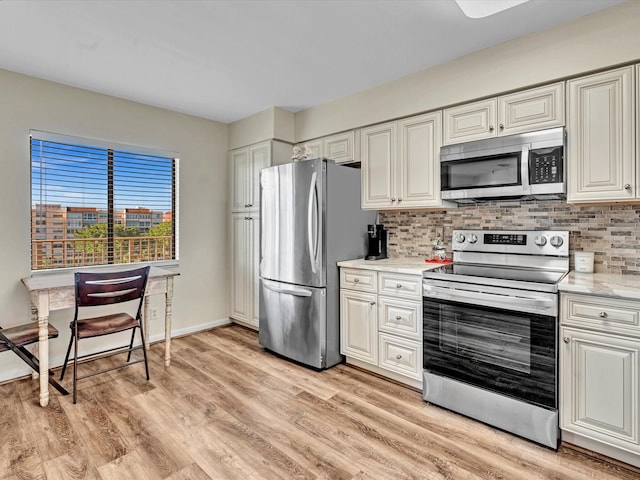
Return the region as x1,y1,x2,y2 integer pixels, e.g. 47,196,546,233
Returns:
443,82,564,144
340,267,423,388
567,66,636,203
560,292,640,468
361,111,444,210
228,140,291,330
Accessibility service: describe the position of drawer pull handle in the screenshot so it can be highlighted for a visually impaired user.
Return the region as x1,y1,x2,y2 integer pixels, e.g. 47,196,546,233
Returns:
396,284,402,289
395,315,402,320
395,354,402,360
370,301,376,306
353,278,360,283
563,337,570,344
599,311,608,318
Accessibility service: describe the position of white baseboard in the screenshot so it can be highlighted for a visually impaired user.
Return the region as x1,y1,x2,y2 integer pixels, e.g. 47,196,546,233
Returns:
0,317,232,385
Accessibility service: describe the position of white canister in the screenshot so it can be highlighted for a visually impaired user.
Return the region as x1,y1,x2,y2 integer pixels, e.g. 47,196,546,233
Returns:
574,252,594,273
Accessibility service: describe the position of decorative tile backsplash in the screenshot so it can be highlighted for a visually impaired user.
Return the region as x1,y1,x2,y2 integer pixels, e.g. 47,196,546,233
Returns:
379,200,640,274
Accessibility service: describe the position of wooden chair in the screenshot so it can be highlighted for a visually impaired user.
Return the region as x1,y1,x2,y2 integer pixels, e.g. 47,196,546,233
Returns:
60,266,150,403
0,322,69,395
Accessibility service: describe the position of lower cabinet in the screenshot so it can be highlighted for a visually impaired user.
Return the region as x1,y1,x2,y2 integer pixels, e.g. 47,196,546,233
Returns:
340,267,423,388
229,211,259,329
560,293,640,467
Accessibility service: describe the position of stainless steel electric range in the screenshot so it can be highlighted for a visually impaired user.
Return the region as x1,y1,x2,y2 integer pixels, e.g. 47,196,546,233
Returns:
422,229,569,449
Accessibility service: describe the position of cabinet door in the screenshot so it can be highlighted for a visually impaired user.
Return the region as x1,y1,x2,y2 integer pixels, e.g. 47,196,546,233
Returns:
560,327,640,452
397,112,442,207
443,99,497,145
567,66,635,202
301,140,323,159
230,148,250,212
249,213,259,329
340,290,378,365
498,82,564,136
323,131,358,164
361,122,396,209
248,142,271,210
230,213,251,323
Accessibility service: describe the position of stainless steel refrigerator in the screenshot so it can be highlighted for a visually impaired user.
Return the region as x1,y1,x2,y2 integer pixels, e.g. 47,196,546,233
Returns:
259,158,376,369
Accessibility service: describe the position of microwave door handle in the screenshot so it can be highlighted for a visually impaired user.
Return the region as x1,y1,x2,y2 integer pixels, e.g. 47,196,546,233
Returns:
521,145,530,191
423,284,554,309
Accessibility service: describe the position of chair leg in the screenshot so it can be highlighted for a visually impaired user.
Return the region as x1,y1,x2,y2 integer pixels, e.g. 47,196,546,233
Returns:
126,328,136,363
72,330,79,404
138,325,150,381
60,331,74,381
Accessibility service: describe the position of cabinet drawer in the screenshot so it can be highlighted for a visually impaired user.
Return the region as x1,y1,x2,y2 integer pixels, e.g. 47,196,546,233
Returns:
378,333,422,380
378,272,421,299
341,268,377,292
562,293,640,337
378,296,421,340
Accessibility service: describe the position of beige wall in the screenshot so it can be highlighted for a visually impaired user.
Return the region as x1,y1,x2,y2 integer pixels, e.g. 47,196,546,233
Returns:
228,106,295,150
0,69,229,382
295,1,640,141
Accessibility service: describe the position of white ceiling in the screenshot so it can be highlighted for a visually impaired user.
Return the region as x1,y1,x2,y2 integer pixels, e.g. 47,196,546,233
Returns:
0,0,626,124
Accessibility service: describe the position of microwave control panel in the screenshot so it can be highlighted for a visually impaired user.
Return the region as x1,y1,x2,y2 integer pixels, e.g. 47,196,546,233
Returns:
529,147,563,184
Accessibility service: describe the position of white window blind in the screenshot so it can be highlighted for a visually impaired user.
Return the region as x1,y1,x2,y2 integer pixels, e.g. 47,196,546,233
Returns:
30,132,177,270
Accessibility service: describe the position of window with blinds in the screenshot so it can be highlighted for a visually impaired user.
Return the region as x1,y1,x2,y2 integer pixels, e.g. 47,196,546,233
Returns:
30,132,177,270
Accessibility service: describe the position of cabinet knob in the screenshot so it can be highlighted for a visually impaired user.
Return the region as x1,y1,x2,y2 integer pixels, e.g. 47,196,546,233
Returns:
397,198,403,202
370,301,376,306
395,354,402,360
353,278,360,283
599,311,608,318
499,123,504,130
395,315,402,320
489,125,494,132
391,198,396,202
396,284,402,289
563,337,570,344
625,184,632,191
247,203,253,207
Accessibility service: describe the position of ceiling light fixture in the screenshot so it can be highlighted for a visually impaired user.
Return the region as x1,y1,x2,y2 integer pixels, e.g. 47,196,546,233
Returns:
454,0,531,19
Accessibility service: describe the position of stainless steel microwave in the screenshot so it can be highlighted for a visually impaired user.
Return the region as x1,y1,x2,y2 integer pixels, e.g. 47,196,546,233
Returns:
440,127,565,203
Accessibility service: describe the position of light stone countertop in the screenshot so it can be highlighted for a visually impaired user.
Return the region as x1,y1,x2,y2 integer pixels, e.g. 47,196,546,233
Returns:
558,271,640,301
337,258,446,275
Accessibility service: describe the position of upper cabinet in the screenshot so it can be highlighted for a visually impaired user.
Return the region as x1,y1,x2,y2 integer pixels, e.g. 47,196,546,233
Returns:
230,140,291,212
299,130,360,164
443,82,565,145
567,66,636,203
361,111,443,210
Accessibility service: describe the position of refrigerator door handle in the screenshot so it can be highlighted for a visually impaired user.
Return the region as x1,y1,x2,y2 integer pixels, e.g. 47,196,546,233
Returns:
307,171,319,273
262,281,313,297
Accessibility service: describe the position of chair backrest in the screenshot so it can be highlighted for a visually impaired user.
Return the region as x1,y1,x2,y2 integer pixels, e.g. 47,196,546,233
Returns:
75,266,150,308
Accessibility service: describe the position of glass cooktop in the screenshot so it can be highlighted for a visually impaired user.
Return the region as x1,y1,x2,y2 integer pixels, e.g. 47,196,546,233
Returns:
423,263,568,293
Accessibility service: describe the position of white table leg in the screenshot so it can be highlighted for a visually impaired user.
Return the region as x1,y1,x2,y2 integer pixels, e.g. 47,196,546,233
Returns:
143,296,150,351
36,292,50,407
30,302,39,380
164,277,174,367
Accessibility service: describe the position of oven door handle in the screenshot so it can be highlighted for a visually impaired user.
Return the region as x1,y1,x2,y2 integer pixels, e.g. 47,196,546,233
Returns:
423,284,554,309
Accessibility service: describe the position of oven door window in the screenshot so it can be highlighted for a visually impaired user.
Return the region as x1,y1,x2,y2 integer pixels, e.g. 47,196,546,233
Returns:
423,298,556,409
441,153,521,190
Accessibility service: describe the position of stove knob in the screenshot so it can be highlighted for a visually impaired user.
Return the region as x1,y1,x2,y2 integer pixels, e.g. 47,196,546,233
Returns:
550,236,564,248
454,233,466,243
534,235,547,247
468,234,478,244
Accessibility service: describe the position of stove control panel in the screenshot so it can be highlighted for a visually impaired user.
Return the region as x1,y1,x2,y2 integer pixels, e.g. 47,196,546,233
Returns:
451,229,569,257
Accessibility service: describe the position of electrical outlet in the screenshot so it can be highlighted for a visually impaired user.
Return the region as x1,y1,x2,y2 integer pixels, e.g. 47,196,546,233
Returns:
151,308,158,320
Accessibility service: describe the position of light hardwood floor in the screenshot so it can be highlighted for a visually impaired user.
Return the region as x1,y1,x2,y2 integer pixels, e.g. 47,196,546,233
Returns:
1,324,639,480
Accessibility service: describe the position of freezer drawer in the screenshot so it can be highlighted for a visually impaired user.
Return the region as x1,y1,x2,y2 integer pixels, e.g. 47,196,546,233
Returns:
258,278,327,369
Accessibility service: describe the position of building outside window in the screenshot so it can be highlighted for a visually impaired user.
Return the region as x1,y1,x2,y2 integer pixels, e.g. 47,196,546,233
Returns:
30,132,178,271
